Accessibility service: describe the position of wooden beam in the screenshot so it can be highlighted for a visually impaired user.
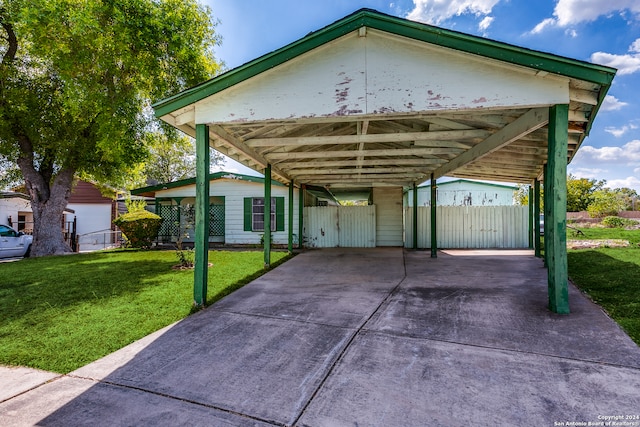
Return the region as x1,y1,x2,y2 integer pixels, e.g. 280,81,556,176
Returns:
569,88,598,106
294,172,427,181
246,129,491,147
209,124,290,182
281,158,448,169
412,140,474,149
174,108,195,126
568,109,589,122
433,108,549,179
326,182,411,188
267,147,463,160
289,167,432,176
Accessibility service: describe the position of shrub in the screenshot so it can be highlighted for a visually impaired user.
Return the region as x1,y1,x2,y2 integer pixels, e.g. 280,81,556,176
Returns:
113,210,163,248
601,216,638,228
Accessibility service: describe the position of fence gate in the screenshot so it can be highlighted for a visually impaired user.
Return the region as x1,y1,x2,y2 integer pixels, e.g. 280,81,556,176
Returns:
304,205,376,248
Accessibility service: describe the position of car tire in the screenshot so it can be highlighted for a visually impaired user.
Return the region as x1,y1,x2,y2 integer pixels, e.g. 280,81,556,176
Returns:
24,244,31,258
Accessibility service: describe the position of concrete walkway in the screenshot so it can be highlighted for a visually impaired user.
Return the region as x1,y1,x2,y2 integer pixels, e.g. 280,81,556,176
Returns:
1,248,639,426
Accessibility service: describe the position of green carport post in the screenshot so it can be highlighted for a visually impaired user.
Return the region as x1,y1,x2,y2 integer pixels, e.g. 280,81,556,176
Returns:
547,104,570,314
413,182,418,249
430,173,437,258
288,180,294,254
528,184,534,249
194,124,210,307
534,179,542,258
299,185,304,249
543,164,549,267
264,164,272,268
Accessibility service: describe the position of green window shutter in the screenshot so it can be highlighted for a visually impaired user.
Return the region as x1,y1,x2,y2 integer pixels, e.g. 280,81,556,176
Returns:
275,197,285,231
243,197,252,231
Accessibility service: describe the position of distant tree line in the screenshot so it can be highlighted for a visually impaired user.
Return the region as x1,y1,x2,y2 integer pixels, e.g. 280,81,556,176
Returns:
515,175,638,218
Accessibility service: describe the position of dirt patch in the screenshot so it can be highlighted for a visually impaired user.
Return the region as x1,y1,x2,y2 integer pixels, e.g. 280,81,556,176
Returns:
567,239,630,249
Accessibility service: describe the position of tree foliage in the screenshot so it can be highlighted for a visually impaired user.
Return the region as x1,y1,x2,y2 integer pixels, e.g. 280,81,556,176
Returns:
142,126,224,185
0,0,221,255
587,189,628,218
566,174,605,212
514,184,544,209
613,187,639,211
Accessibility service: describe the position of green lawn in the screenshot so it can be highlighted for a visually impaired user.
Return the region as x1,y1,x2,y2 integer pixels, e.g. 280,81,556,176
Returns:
567,227,640,345
567,226,640,245
0,249,290,373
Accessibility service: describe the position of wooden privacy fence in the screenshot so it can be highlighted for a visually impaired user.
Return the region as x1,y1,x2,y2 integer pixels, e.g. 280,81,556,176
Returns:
405,205,529,249
304,205,376,248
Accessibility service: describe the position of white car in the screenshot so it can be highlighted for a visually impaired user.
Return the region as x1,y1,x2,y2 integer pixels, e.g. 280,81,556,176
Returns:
0,224,33,258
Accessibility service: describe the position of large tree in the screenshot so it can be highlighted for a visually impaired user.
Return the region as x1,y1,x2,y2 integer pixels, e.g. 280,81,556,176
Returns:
0,0,220,256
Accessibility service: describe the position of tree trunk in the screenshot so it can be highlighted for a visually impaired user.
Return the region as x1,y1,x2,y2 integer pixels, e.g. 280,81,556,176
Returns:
20,162,75,257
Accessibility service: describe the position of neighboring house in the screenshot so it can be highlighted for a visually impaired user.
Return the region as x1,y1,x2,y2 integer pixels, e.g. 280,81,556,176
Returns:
406,179,517,207
0,180,116,251
0,192,34,232
131,172,335,246
65,180,117,238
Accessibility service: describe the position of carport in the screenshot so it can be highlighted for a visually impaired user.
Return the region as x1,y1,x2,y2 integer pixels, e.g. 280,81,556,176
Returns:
152,9,615,313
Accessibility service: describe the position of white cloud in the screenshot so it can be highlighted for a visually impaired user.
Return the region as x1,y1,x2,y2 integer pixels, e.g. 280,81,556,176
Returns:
406,0,500,25
576,140,640,162
635,167,640,174
532,0,640,33
590,38,640,75
590,51,640,75
605,123,638,137
531,18,556,34
606,176,640,192
478,16,494,32
565,28,578,38
601,95,629,111
568,167,609,179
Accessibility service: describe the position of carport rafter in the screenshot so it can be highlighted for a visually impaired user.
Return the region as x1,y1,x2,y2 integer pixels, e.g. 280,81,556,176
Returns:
245,129,490,147
434,107,549,179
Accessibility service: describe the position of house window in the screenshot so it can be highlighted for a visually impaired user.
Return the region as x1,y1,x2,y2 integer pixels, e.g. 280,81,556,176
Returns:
252,197,276,231
244,197,285,232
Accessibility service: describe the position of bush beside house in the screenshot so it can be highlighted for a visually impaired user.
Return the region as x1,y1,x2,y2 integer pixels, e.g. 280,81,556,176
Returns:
113,210,163,248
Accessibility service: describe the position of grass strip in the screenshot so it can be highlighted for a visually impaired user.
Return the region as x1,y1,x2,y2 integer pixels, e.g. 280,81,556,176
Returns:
0,249,290,373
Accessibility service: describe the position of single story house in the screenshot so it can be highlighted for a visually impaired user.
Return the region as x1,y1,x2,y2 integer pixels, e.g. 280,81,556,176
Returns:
131,172,336,246
406,179,518,207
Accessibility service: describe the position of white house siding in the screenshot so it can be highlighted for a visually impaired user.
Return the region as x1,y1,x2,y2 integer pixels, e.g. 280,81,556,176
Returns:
372,187,403,247
405,206,529,249
407,181,517,207
154,178,299,246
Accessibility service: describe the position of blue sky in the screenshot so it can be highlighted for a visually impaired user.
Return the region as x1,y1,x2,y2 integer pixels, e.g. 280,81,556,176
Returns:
204,0,640,192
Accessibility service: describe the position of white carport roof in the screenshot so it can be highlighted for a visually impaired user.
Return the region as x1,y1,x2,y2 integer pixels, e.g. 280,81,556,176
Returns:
153,9,615,194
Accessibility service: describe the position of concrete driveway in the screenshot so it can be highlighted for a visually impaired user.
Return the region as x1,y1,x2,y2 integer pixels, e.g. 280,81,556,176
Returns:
2,248,640,426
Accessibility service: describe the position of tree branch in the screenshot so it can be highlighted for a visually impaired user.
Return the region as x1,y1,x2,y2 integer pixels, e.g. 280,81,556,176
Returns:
0,9,18,66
